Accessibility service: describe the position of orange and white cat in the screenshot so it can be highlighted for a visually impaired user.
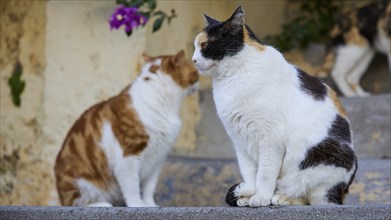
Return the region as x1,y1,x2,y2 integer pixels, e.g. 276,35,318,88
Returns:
54,50,198,207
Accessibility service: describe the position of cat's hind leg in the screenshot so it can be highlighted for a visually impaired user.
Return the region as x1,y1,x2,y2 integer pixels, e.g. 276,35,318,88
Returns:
308,182,348,205
271,193,308,206
74,178,112,206
331,45,371,97
346,48,375,97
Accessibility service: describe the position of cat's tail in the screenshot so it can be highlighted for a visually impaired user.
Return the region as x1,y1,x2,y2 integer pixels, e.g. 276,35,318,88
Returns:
225,183,240,206
317,50,336,78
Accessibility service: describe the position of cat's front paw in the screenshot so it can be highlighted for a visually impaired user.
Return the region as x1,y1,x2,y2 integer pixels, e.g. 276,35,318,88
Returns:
248,195,271,207
126,199,147,207
235,182,256,197
145,201,159,207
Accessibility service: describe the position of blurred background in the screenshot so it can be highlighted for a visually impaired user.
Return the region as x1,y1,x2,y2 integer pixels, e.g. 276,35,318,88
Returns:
1,0,390,206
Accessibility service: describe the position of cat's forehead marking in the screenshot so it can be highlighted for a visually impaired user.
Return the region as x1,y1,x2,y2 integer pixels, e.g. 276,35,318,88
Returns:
195,32,208,46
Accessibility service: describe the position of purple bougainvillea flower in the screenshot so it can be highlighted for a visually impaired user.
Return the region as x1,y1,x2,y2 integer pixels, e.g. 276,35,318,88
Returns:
109,5,148,34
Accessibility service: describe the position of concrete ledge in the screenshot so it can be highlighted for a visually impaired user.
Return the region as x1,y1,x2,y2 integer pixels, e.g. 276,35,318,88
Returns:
1,205,390,220
155,157,391,206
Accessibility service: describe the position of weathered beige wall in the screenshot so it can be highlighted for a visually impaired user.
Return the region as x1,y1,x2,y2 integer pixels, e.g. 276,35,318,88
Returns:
0,1,47,205
0,0,286,205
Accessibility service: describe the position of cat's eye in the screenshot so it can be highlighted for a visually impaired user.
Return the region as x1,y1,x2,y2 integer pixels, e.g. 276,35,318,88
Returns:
201,42,208,49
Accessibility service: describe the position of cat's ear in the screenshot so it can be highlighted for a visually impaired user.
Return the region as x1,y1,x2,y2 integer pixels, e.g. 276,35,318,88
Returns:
204,13,219,26
227,6,245,27
142,53,154,62
171,50,185,66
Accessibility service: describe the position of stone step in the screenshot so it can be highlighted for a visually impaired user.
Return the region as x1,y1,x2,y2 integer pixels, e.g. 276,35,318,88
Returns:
1,205,390,220
155,157,390,206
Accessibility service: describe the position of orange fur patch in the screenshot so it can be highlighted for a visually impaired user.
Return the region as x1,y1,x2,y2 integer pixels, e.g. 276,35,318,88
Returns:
160,53,199,89
197,32,208,47
328,87,347,117
243,27,265,51
344,26,368,46
140,52,198,88
149,64,159,74
55,89,149,206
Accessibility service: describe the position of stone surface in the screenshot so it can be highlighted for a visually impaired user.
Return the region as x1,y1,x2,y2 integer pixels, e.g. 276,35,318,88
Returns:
0,1,49,206
342,94,391,159
1,205,390,220
155,157,391,206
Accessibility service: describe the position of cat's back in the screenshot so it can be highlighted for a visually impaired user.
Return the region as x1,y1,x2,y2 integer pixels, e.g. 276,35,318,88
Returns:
54,97,113,205
55,88,148,167
54,90,148,205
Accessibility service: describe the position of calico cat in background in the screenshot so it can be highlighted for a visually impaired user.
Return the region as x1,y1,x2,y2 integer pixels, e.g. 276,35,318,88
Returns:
319,0,390,97
192,7,357,207
55,50,199,207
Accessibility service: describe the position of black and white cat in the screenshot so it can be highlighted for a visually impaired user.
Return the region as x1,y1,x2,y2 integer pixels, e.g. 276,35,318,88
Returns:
192,7,357,206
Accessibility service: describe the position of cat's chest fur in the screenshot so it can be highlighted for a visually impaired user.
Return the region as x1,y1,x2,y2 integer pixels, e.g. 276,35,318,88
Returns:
211,50,287,154
211,46,336,155
134,100,181,179
128,79,182,178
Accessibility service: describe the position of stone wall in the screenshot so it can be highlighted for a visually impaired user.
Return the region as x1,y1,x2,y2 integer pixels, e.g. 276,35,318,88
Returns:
0,1,286,206
0,0,48,206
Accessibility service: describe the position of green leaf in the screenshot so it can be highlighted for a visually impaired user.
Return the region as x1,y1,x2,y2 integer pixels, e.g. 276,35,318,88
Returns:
152,16,165,33
8,62,25,107
147,0,156,10
128,0,143,7
116,0,126,5
153,10,166,16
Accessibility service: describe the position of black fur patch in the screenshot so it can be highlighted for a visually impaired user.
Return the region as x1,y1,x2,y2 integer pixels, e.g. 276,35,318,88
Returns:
299,115,356,171
225,183,239,206
356,0,388,45
329,115,352,144
297,69,327,101
348,160,358,187
299,140,356,171
202,22,244,60
326,182,348,204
